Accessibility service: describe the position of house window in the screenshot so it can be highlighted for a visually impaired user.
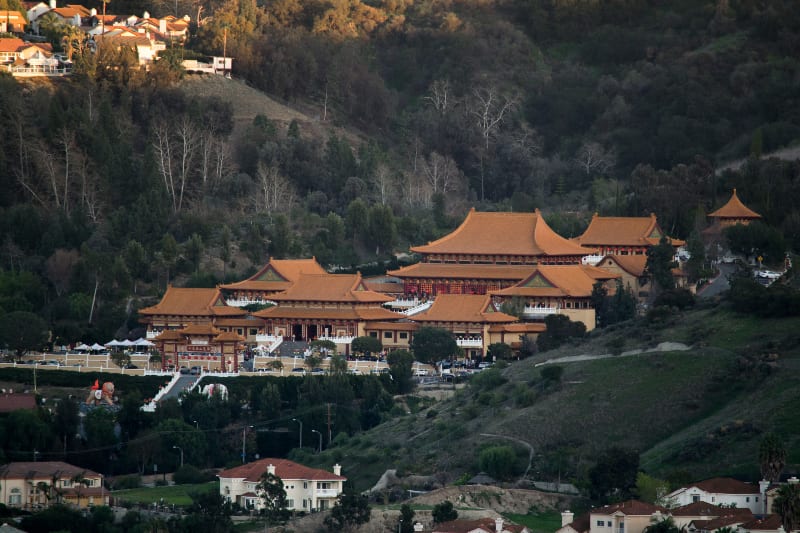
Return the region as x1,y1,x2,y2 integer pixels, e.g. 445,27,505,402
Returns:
746,497,750,502
597,521,605,527
692,495,700,502
249,328,258,335
399,332,408,339
286,499,294,508
317,482,331,490
369,332,378,338
756,497,759,502
384,332,393,339
303,499,307,508
711,497,715,503
237,328,244,335
9,488,21,505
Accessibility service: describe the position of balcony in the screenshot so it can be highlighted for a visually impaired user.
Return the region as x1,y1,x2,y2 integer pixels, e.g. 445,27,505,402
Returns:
317,335,355,344
455,337,482,348
389,297,419,308
314,489,339,498
522,306,559,318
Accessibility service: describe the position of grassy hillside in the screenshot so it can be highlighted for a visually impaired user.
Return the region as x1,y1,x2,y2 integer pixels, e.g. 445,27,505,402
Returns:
306,303,800,492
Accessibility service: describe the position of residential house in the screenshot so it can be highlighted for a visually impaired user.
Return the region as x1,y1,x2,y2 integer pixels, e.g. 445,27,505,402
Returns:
218,458,345,512
664,477,763,514
0,11,27,33
432,517,530,533
558,511,591,533
740,514,790,533
24,1,51,24
93,29,166,65
0,461,107,510
0,38,64,76
589,500,667,533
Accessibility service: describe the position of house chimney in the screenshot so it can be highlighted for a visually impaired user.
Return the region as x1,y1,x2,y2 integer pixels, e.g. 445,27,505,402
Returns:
143,10,149,19
267,464,275,475
49,0,56,9
562,511,575,527
159,18,166,34
333,464,341,476
495,517,504,533
90,7,96,16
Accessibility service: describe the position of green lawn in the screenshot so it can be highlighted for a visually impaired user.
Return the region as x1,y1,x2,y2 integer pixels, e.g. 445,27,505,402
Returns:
112,482,218,506
505,510,562,533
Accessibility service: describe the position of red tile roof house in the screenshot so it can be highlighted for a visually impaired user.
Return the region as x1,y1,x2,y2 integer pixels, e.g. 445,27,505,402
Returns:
0,461,106,510
669,500,753,530
588,501,668,533
218,458,345,512
432,517,530,533
664,477,764,514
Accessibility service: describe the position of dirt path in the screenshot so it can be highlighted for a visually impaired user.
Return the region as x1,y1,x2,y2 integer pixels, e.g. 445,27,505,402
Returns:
716,144,800,174
534,341,691,367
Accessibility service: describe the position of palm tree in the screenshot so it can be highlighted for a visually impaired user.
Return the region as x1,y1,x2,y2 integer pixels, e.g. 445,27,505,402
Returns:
773,483,800,532
642,516,682,533
759,433,786,482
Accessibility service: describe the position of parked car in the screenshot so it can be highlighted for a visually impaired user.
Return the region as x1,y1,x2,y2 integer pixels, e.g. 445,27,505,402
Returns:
124,363,138,369
291,368,306,376
414,368,429,376
311,367,325,375
478,362,493,369
179,366,190,374
190,366,201,375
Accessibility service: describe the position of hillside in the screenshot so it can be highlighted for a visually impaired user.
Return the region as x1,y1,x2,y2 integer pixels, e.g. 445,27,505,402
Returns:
305,303,800,492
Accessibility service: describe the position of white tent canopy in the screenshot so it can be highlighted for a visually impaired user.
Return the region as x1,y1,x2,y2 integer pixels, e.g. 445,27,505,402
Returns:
119,339,135,346
90,343,105,351
74,343,91,351
105,340,123,347
134,338,154,346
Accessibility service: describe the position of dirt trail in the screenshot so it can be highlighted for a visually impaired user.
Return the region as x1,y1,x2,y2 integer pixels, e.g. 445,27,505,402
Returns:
716,144,800,174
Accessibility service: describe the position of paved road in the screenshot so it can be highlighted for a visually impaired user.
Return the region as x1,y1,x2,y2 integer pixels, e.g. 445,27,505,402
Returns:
160,375,198,400
697,262,737,299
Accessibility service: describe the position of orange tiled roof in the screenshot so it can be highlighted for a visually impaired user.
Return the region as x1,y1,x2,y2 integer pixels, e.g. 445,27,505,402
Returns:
214,331,245,342
139,287,244,317
388,262,537,281
575,213,684,247
365,321,418,331
255,307,404,321
180,324,219,335
693,515,750,530
0,10,26,23
0,37,25,53
708,189,761,219
411,208,592,257
220,258,326,292
597,255,648,277
218,458,345,483
50,6,85,18
266,273,394,303
154,330,183,341
591,500,666,516
411,294,518,324
491,265,618,298
488,322,546,333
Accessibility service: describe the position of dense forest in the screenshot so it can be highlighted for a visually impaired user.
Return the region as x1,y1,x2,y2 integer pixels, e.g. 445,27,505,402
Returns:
1,0,800,344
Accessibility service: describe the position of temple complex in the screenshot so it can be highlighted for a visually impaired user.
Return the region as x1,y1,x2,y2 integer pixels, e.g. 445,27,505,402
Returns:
707,189,762,228
574,213,684,256
219,258,327,307
253,272,406,355
154,325,245,372
489,265,620,331
388,209,593,299
138,286,249,339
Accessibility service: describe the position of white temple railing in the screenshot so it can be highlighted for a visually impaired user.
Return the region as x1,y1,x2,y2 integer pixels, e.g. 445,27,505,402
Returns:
456,337,483,348
403,301,432,316
522,306,559,318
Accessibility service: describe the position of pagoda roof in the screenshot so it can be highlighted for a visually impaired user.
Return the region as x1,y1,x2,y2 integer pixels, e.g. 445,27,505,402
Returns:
410,208,592,257
220,258,326,292
154,330,183,341
387,263,537,281
214,331,245,342
180,324,219,335
596,255,648,277
491,265,619,299
410,294,518,324
708,189,762,219
254,307,404,321
574,213,684,248
139,287,244,317
264,273,394,303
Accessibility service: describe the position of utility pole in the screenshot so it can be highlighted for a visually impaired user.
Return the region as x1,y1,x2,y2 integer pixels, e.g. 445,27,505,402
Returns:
327,403,332,444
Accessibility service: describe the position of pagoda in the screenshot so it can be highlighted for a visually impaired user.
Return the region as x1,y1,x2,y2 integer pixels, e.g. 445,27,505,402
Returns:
708,189,762,227
573,213,684,256
253,272,405,354
154,325,245,372
219,258,327,307
138,286,248,338
388,209,592,299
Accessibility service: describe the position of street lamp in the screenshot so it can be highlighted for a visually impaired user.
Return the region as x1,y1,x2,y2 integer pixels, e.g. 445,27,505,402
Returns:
399,518,403,533
172,445,183,467
311,429,322,454
242,425,254,464
291,418,302,449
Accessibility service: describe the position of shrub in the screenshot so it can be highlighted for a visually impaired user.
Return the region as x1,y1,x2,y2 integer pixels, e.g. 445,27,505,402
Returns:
112,474,141,490
173,465,216,485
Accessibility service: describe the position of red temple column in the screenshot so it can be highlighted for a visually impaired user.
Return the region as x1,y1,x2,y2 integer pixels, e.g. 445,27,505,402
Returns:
233,344,239,373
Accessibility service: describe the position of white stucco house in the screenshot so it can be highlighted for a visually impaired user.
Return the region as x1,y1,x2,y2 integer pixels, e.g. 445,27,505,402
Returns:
218,458,345,512
664,477,762,514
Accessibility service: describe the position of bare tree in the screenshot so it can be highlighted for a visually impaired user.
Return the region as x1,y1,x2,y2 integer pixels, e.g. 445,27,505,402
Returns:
256,162,296,213
198,132,234,195
420,151,463,195
372,162,395,206
574,141,617,177
470,86,518,150
424,79,454,115
152,118,198,213
400,169,433,210
45,249,80,297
